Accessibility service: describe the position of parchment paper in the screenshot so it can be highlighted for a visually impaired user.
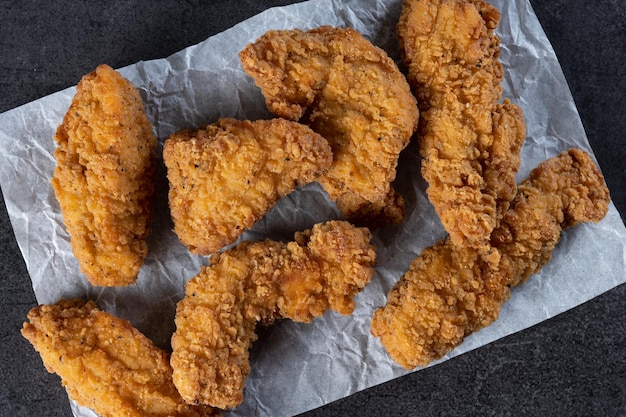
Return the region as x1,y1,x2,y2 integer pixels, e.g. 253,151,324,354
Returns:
1,0,625,416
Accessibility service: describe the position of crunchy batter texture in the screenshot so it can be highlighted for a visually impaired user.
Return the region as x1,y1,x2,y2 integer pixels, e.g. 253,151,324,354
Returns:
240,26,419,227
163,118,332,255
371,149,610,369
170,220,376,408
397,0,526,250
51,64,157,286
21,299,219,417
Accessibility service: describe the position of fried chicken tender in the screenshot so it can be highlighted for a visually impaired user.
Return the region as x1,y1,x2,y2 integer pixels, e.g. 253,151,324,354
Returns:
397,0,526,250
371,149,610,369
51,64,157,286
170,220,376,408
163,118,332,255
240,26,419,227
21,299,219,417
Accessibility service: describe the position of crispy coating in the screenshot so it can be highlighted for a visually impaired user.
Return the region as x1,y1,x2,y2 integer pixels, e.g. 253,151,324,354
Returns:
240,26,419,226
21,299,219,417
170,220,376,408
397,0,526,250
51,64,157,286
371,149,610,369
163,118,332,255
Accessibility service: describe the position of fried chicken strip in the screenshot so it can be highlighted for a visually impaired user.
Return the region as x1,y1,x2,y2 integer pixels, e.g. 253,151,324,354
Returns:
52,64,157,286
397,0,526,250
21,299,219,417
371,149,610,369
240,26,419,227
163,118,332,255
170,220,376,408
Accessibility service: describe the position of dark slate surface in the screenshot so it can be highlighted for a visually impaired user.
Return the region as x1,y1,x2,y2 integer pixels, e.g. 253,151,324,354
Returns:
1,1,624,416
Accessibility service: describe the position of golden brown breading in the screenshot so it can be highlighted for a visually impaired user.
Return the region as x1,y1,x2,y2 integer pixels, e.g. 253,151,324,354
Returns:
163,118,333,255
51,64,157,286
240,26,419,227
21,299,220,417
397,0,526,250
371,149,610,369
170,220,376,409
335,187,407,230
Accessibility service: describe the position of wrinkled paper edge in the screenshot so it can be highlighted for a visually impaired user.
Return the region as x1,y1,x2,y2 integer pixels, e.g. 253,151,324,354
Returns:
0,0,625,416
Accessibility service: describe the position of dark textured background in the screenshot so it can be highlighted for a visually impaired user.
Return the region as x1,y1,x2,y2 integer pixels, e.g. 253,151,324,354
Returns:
1,1,624,416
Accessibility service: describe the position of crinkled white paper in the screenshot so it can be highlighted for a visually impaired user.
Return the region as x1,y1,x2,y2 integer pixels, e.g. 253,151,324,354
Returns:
1,0,625,416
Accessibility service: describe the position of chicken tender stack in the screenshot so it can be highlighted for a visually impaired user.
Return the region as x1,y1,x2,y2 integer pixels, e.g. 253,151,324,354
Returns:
170,220,376,409
21,299,219,417
52,64,157,286
163,118,332,255
371,149,610,369
240,26,419,227
397,0,526,251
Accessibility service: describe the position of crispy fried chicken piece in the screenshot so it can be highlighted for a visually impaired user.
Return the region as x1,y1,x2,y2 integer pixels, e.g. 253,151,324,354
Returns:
371,149,610,369
240,26,419,227
397,0,526,250
170,220,376,408
51,64,157,286
21,299,219,417
163,118,332,255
